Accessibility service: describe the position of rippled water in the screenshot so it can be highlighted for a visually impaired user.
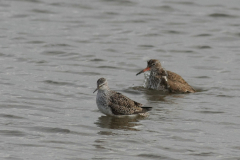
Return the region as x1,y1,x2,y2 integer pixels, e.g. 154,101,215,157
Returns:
0,0,240,159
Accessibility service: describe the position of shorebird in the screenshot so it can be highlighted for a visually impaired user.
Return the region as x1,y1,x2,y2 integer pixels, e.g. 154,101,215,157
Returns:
136,59,195,93
93,78,152,117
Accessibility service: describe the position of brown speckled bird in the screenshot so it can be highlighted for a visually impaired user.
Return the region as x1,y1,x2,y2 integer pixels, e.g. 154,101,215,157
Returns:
136,59,195,93
93,78,152,117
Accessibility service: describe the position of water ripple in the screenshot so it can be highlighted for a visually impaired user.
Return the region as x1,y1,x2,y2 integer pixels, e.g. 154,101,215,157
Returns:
208,13,238,18
0,130,26,137
0,114,26,119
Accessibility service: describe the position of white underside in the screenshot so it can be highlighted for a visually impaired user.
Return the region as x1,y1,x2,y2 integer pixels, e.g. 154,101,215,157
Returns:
97,103,114,116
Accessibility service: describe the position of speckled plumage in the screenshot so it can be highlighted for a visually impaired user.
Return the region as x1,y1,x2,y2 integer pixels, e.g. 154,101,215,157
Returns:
137,59,195,93
94,78,152,116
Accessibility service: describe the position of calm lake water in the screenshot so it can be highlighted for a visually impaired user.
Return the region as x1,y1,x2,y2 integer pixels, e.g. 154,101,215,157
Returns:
0,0,240,159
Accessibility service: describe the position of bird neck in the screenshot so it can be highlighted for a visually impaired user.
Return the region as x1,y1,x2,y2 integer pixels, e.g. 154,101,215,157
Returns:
98,87,110,94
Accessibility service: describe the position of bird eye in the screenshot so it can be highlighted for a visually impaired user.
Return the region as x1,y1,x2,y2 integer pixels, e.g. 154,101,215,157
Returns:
152,63,155,66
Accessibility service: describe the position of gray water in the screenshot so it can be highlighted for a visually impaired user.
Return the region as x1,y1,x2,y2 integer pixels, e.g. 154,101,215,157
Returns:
0,0,240,159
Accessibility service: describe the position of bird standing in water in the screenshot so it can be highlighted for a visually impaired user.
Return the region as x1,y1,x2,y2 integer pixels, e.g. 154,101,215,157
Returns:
136,59,195,93
93,78,152,117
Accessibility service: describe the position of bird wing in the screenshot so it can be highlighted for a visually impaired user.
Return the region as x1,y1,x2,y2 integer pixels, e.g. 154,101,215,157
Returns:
108,91,144,115
166,70,188,84
151,68,195,93
166,70,195,93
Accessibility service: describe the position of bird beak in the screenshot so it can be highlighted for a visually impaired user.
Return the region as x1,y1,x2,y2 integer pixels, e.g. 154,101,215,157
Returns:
93,86,99,93
136,67,150,76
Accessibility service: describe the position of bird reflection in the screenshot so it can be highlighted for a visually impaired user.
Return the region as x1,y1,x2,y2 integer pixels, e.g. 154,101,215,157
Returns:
95,115,147,131
130,86,167,102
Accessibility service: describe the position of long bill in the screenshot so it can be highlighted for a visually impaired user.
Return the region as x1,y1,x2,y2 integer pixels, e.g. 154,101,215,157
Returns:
93,87,99,93
136,67,150,76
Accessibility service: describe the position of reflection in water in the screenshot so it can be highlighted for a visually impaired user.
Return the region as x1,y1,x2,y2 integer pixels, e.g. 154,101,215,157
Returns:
93,116,146,153
131,85,203,102
143,89,168,102
95,115,147,131
131,86,168,102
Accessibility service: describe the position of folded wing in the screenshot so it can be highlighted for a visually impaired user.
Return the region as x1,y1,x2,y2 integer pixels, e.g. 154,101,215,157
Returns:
109,91,146,115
